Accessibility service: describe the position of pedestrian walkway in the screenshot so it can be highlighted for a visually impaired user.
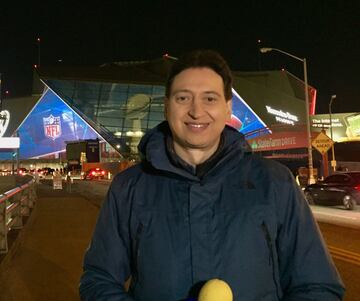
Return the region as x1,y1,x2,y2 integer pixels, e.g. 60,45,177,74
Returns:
0,182,100,301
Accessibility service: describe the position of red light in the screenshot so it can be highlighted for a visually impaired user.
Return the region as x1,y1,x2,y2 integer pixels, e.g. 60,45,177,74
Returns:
354,185,360,192
101,171,105,175
91,171,96,175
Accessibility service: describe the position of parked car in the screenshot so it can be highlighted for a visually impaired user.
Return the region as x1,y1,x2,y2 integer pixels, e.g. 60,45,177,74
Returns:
42,167,55,176
304,172,360,210
17,167,28,175
81,167,107,180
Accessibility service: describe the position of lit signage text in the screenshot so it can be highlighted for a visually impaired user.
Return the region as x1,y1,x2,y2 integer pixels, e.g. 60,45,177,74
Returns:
266,106,298,125
247,131,308,152
252,137,297,149
311,118,343,128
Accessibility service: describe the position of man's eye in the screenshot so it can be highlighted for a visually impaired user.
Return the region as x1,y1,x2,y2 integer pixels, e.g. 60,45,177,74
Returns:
176,96,190,102
206,97,217,102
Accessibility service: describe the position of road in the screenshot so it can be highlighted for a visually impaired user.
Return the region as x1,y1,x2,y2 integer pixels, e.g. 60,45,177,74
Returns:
317,222,360,301
312,204,360,229
309,205,360,300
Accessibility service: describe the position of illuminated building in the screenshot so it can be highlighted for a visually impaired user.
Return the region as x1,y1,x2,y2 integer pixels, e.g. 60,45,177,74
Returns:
1,56,324,174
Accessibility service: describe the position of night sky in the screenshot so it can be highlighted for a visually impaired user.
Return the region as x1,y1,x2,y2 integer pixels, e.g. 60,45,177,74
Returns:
0,1,359,114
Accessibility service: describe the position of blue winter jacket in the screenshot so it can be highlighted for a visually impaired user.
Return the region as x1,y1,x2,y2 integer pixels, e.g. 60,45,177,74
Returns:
80,122,345,301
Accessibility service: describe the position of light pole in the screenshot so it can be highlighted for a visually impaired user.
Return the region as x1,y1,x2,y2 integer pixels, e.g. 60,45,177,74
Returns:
329,94,337,172
36,37,41,67
260,47,315,184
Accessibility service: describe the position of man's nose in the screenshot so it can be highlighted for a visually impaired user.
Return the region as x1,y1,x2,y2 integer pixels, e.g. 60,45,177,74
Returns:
188,99,204,119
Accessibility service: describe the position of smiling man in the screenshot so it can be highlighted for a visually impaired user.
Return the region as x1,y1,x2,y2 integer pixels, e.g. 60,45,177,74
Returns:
165,67,232,166
80,50,345,301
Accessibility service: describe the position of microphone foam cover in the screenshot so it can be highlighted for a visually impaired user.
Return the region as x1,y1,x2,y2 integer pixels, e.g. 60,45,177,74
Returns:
198,279,233,301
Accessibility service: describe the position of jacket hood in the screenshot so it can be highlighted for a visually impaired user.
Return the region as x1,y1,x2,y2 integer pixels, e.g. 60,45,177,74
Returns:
138,121,251,179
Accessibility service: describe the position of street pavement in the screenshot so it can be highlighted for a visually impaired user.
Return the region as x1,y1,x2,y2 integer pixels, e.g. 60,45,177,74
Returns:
0,180,100,301
311,205,360,229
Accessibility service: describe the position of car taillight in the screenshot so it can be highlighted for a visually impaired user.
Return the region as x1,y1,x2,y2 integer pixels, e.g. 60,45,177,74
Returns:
354,185,360,192
101,171,105,175
91,171,96,175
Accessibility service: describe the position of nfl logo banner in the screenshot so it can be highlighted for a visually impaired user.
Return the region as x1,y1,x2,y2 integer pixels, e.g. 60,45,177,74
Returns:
43,114,62,140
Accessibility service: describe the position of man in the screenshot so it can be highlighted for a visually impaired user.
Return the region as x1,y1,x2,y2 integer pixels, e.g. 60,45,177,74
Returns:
80,50,344,300
66,171,72,193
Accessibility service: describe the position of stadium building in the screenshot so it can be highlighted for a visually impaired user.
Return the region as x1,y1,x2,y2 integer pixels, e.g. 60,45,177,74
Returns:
1,55,333,174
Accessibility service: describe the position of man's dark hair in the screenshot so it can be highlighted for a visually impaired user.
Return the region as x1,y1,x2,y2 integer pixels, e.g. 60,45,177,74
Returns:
165,49,233,100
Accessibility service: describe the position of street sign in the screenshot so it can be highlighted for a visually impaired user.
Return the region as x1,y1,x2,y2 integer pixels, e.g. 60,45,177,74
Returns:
53,173,63,190
312,131,333,155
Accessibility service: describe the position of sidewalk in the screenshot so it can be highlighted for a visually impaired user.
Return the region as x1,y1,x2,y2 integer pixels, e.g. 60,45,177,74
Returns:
0,182,100,301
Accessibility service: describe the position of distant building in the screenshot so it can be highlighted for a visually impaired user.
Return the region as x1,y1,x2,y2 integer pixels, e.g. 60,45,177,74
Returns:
1,55,324,173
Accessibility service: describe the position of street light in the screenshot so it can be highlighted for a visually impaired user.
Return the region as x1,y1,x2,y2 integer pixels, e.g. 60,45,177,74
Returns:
36,37,41,67
329,94,337,171
260,47,315,184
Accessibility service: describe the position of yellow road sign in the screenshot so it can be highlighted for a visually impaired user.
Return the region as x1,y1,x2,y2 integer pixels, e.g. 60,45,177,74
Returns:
312,131,334,155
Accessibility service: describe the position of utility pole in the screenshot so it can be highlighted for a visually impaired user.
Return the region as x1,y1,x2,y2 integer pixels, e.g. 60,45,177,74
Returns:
329,95,337,172
36,37,41,67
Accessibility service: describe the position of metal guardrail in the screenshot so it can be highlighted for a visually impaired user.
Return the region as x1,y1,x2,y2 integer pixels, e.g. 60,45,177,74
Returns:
0,178,37,254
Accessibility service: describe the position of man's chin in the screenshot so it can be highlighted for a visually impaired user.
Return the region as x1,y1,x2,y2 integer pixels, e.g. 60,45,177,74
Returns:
183,140,217,150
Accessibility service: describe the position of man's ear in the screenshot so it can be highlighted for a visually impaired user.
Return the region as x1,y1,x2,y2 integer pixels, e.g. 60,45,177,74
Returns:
226,99,232,121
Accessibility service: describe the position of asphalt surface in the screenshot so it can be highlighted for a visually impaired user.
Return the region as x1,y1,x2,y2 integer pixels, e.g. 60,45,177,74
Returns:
317,223,360,301
0,179,359,300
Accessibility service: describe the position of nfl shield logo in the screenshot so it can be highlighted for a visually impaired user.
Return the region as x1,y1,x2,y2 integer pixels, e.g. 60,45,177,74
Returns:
43,114,62,140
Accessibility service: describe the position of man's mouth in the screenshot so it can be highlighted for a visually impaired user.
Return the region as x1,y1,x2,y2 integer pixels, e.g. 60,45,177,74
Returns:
185,123,209,128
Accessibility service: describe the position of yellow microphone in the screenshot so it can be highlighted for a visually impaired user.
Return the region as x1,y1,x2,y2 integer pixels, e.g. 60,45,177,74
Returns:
198,279,233,301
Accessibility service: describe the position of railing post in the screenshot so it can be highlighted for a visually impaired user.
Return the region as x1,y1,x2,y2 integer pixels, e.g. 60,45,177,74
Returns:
21,189,30,217
0,199,8,254
0,178,37,254
10,194,23,230
29,182,37,209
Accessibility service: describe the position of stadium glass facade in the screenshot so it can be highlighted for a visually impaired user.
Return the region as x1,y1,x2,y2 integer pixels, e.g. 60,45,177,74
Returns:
39,77,268,160
1,57,317,168
44,79,167,157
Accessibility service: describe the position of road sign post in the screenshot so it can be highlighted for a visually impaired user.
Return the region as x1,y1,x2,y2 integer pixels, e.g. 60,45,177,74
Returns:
312,131,334,155
312,131,334,177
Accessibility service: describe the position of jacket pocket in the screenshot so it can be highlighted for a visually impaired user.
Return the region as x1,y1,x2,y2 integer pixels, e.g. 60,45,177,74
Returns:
261,221,281,300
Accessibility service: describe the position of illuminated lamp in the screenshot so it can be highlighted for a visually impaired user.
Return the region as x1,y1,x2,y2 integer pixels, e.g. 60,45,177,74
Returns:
260,47,315,184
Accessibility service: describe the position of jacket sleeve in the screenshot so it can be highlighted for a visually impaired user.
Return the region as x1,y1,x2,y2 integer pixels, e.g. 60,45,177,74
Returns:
79,177,135,301
275,172,345,300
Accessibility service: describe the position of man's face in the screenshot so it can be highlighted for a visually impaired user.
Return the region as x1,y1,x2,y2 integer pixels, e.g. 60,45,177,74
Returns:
165,67,232,154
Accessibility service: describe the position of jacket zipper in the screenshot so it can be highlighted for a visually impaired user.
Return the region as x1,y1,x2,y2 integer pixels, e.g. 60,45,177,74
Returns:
261,222,273,265
261,221,280,300
132,222,144,289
